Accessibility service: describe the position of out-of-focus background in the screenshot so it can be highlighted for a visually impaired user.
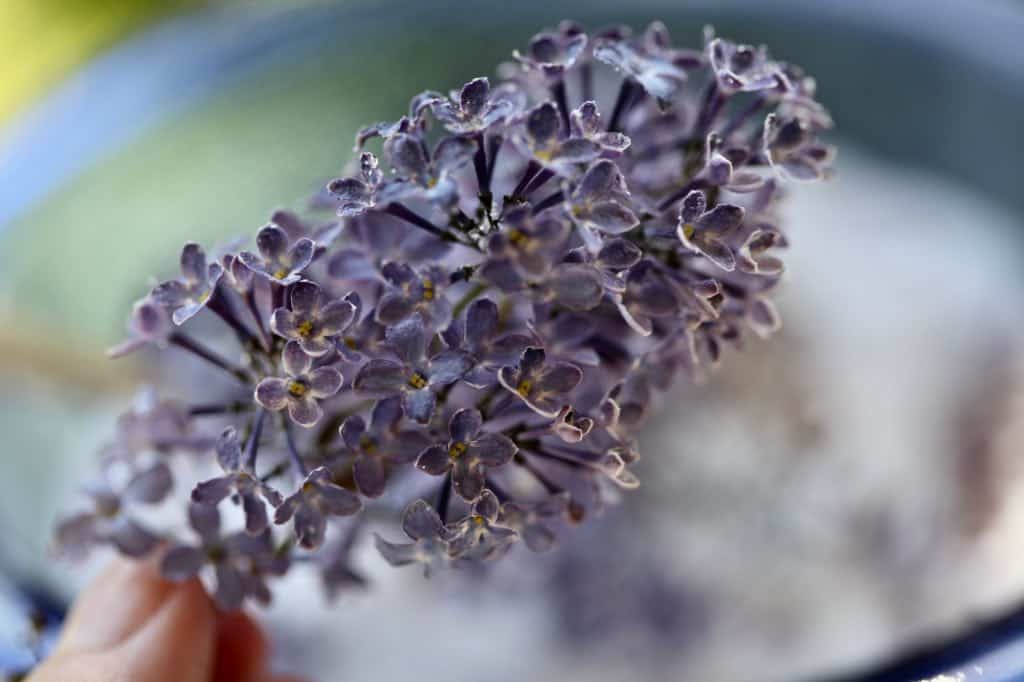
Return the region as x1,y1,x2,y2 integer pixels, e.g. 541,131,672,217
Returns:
2,1,1023,680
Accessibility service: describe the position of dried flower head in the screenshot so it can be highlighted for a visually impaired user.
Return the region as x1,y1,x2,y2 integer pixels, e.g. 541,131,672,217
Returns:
56,19,833,608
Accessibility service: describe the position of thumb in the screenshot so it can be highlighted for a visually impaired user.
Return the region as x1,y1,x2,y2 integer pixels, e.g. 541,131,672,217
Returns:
30,558,218,682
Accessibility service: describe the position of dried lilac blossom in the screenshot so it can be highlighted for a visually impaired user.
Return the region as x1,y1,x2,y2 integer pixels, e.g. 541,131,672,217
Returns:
513,102,602,173
161,503,276,610
238,225,315,285
353,314,472,423
107,297,172,358
340,397,428,498
374,499,456,577
270,280,356,356
255,341,343,427
274,466,362,550
593,21,702,100
448,491,518,561
416,408,517,501
498,347,584,418
676,189,744,271
151,243,224,325
513,28,588,80
191,427,283,535
56,19,833,608
56,460,171,559
430,77,524,134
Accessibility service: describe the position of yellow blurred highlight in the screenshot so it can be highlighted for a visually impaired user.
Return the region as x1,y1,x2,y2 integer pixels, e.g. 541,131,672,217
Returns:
0,0,199,123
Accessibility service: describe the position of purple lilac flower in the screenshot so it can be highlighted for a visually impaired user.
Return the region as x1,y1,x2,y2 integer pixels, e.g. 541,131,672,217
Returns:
513,29,588,80
497,493,570,552
238,225,315,285
108,297,172,358
270,280,356,356
374,499,456,577
593,21,703,100
56,460,171,559
416,408,517,501
763,113,836,181
340,397,428,498
56,19,834,603
513,102,602,174
498,347,583,418
274,466,362,550
676,189,744,271
569,101,630,153
706,34,782,95
448,490,518,561
564,159,640,249
375,262,451,327
151,243,224,325
378,133,476,206
429,77,525,134
327,152,383,217
161,503,275,609
353,314,473,423
191,427,283,534
255,341,343,427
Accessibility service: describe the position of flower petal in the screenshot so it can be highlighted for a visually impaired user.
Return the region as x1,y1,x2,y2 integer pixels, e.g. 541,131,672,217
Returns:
416,445,451,476
255,378,290,411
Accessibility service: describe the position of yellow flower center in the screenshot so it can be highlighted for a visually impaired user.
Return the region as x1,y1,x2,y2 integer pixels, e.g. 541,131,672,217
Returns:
359,435,378,455
534,148,554,162
682,223,696,240
472,515,486,527
408,372,428,390
273,268,289,280
198,290,211,304
288,381,308,398
516,379,532,398
508,229,529,247
297,320,314,337
448,441,468,459
421,278,435,301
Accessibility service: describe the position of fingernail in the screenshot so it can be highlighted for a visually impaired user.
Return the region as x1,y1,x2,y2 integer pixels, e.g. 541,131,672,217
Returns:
55,556,175,655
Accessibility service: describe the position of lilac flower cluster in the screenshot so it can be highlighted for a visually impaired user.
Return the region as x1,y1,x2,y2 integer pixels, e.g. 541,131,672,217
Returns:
56,21,833,608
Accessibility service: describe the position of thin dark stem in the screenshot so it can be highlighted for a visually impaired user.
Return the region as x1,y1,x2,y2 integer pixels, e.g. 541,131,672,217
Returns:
515,453,563,496
207,289,258,348
245,288,271,351
484,135,503,189
271,282,285,312
695,81,725,137
510,160,542,199
721,95,767,138
384,202,450,240
188,401,251,417
473,132,489,194
169,333,250,384
451,282,488,319
607,78,638,134
657,177,706,213
549,80,571,133
436,472,453,524
522,168,554,198
245,409,267,471
485,477,509,503
531,190,564,215
283,419,309,478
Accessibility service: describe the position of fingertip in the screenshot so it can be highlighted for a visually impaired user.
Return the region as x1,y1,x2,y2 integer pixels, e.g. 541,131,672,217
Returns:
214,609,269,682
120,577,218,682
54,556,175,656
